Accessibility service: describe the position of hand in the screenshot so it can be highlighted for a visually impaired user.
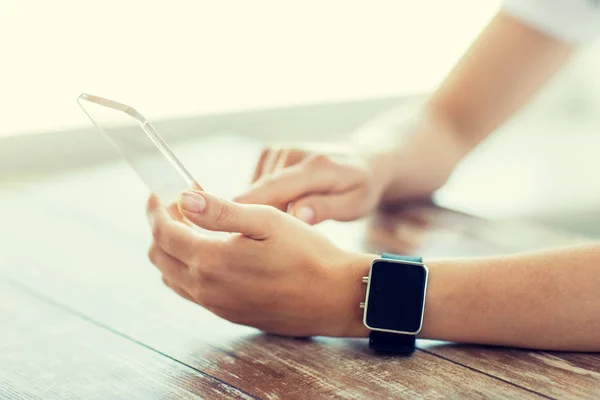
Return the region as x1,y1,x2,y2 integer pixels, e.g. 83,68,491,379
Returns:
234,146,388,225
146,190,371,337
235,108,468,225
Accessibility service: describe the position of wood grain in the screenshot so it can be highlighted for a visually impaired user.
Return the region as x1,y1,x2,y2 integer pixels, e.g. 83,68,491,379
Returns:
2,135,599,398
0,279,253,400
420,343,600,399
0,192,538,398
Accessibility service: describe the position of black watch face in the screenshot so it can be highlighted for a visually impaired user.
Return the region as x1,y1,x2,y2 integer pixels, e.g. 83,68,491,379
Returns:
365,260,428,334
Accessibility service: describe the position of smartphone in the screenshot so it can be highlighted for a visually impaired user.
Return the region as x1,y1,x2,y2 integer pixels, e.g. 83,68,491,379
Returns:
77,93,202,204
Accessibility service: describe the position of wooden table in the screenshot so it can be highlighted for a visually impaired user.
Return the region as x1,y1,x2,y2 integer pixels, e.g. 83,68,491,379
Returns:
1,134,599,399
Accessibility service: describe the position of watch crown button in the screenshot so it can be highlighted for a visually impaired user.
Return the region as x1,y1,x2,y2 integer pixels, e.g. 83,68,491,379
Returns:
362,276,369,284
359,302,366,309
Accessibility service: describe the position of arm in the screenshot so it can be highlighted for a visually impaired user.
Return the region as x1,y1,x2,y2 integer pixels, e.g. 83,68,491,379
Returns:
369,11,574,203
425,245,600,351
236,12,574,222
147,190,600,351
347,245,600,351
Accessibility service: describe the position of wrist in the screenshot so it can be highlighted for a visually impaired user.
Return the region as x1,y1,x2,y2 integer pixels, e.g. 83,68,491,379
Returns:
343,144,397,207
328,253,450,342
352,105,466,205
366,149,398,202
327,251,375,338
380,108,466,203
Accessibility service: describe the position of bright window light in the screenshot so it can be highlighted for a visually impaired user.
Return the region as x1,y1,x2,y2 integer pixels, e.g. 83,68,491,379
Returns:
0,1,500,137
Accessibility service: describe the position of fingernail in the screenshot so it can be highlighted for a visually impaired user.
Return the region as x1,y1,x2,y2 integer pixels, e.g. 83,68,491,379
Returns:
294,206,314,223
179,191,206,213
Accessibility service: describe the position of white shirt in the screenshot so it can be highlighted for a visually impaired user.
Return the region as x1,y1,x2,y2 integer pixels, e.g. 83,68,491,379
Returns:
503,0,600,43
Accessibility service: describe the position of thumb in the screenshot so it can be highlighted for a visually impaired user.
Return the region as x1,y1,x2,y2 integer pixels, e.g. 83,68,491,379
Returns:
289,190,366,225
178,190,271,239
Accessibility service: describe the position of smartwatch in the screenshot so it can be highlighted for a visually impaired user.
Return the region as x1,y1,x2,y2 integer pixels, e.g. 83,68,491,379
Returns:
360,253,428,354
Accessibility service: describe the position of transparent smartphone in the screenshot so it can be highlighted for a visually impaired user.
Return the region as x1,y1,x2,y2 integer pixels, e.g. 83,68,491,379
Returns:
77,93,201,204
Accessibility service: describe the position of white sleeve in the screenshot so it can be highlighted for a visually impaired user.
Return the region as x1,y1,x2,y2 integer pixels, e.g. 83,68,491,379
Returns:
502,0,600,44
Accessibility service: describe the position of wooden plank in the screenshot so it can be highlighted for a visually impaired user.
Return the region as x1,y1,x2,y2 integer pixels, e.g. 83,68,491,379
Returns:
0,192,539,399
0,279,253,400
419,343,600,399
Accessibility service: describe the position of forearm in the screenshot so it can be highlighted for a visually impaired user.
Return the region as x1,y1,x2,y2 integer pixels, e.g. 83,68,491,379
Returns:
430,12,573,147
344,244,600,351
354,102,467,203
422,243,600,351
356,12,573,203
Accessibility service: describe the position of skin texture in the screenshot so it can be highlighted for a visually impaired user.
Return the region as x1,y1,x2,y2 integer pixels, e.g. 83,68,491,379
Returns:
419,246,600,351
146,13,600,350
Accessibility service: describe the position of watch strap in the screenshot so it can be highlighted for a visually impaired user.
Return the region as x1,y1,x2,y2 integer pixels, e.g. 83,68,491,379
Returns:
381,253,422,264
369,330,416,354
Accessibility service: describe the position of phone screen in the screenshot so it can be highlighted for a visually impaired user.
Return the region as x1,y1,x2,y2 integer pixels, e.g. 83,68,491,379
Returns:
78,94,201,204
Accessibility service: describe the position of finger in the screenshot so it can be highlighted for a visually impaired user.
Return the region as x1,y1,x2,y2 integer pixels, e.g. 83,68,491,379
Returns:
234,158,340,207
167,200,186,222
162,277,196,303
251,147,271,184
281,148,308,168
146,193,162,217
178,190,276,239
147,193,196,223
147,195,205,264
276,150,312,210
148,242,190,283
273,148,290,171
261,148,281,177
289,189,367,224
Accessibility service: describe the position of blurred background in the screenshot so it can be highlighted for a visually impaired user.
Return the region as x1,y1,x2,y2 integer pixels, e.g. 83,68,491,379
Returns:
1,0,600,236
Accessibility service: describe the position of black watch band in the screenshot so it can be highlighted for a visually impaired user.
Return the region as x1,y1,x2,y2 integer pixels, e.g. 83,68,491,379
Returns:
367,253,423,354
369,330,416,353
